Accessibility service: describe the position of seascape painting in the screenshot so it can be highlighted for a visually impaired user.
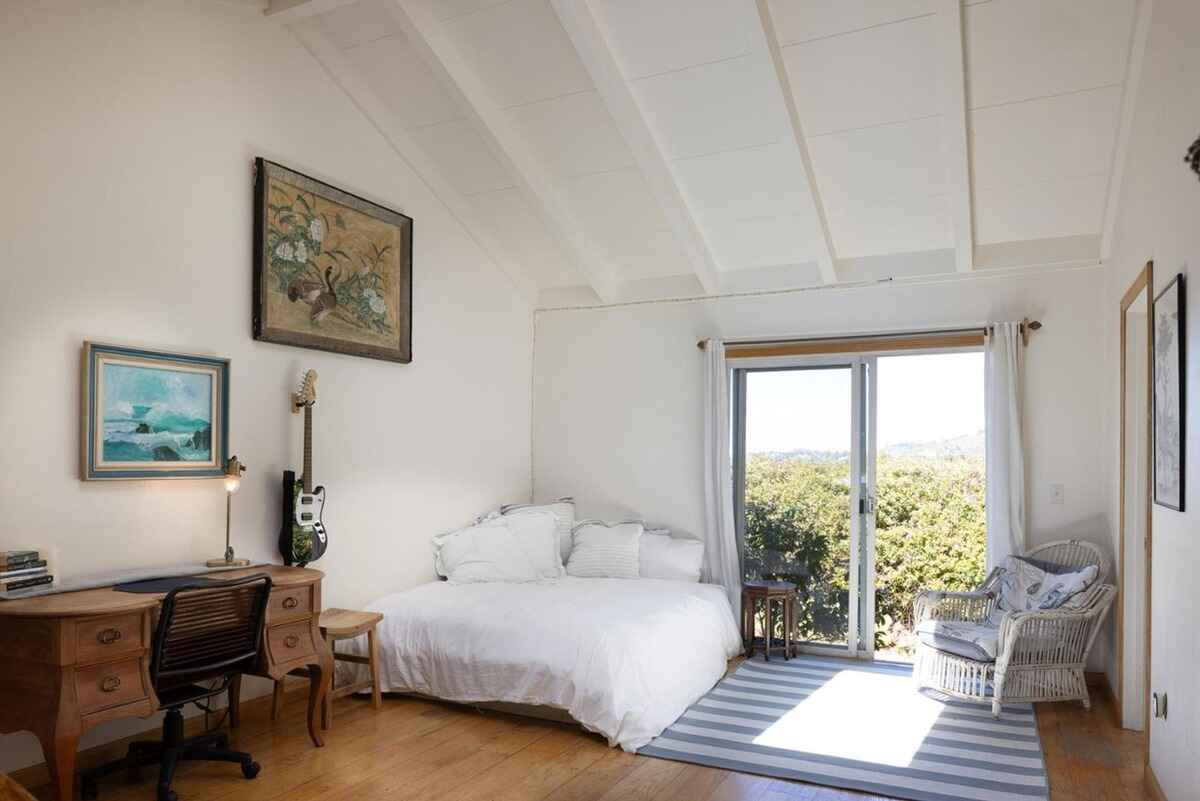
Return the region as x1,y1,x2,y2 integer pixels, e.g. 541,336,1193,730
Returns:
1153,274,1186,510
82,343,229,480
253,158,413,363
101,363,213,464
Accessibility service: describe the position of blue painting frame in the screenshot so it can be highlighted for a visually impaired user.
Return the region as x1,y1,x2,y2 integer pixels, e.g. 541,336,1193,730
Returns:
81,342,230,480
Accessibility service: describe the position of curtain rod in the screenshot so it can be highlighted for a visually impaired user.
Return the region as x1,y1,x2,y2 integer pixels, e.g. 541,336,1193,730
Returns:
696,319,1043,350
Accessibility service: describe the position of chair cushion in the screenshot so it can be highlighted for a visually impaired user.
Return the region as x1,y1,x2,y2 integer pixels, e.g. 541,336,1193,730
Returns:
996,557,1098,613
916,619,1000,662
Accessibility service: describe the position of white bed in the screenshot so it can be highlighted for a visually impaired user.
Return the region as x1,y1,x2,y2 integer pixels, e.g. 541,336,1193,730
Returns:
337,576,742,751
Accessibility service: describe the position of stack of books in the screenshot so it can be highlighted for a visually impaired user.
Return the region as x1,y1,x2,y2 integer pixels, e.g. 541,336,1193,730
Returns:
1,550,54,593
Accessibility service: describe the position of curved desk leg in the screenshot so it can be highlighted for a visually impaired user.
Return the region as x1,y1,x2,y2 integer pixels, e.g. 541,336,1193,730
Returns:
37,726,79,801
306,651,332,747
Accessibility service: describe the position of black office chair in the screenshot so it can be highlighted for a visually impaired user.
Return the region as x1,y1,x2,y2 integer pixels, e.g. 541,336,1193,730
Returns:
82,574,272,801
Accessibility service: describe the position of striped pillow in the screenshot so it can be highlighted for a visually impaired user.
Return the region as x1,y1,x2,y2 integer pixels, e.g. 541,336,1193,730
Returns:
566,521,643,579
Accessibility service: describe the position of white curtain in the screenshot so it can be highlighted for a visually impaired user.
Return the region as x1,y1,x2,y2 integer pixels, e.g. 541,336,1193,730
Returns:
985,322,1027,570
702,338,741,619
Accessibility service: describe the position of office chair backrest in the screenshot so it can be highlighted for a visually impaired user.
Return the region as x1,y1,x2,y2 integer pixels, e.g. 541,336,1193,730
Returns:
151,574,272,688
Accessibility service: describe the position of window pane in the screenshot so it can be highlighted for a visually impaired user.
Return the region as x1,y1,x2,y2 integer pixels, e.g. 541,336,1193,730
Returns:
741,367,852,647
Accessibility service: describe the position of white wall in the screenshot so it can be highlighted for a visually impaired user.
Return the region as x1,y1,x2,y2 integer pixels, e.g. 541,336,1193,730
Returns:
533,266,1112,662
0,0,531,772
1102,0,1200,795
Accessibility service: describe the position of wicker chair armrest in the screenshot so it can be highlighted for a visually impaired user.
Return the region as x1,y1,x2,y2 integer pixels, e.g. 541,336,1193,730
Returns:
913,589,996,625
996,585,1117,669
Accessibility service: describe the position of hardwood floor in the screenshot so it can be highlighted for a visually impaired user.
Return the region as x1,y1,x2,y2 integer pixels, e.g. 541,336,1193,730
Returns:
20,685,1149,801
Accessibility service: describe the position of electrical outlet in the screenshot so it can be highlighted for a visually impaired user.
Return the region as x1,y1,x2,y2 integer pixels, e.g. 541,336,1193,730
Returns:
1050,484,1065,505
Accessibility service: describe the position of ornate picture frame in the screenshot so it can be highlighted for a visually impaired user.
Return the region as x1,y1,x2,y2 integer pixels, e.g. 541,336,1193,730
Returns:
253,158,413,363
81,342,230,480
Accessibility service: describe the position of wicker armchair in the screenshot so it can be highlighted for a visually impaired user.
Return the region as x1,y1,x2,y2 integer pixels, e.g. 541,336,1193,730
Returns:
913,539,1116,717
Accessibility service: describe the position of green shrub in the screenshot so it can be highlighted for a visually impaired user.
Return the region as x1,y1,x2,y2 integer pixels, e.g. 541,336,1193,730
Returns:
742,454,986,652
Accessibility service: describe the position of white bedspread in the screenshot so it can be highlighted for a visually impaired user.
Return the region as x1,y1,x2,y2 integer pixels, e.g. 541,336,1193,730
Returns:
338,577,742,751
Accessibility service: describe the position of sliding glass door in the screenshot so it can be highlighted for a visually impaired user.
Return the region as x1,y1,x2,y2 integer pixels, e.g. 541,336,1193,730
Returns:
733,357,874,657
734,348,984,661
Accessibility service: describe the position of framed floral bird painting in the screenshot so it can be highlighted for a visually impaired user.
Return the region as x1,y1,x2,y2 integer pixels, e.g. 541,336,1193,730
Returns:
253,158,412,363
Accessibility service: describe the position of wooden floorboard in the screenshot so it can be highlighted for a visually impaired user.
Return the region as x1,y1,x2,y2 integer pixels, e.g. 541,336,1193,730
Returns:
19,686,1150,801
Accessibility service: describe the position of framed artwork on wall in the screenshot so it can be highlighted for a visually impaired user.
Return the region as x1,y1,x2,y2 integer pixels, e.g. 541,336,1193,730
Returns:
81,342,230,480
253,158,413,363
1152,273,1186,510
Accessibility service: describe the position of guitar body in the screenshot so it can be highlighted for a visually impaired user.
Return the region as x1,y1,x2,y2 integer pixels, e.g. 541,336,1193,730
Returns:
279,470,328,566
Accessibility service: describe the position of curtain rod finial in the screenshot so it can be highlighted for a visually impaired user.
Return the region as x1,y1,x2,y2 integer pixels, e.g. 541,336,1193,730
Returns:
697,339,707,350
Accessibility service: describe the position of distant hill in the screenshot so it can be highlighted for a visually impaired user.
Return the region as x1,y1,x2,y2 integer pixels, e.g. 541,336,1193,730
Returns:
757,448,848,462
884,431,984,459
755,431,984,462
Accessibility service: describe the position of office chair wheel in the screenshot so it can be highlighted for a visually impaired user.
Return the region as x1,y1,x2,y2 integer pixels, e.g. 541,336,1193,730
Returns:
156,785,177,801
242,760,261,779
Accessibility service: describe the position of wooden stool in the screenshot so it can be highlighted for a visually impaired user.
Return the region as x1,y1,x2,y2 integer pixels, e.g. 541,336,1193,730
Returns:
741,580,796,661
273,608,384,728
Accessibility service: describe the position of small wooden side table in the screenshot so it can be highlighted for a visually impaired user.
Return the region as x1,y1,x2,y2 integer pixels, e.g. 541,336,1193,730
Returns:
273,607,384,729
742,580,797,661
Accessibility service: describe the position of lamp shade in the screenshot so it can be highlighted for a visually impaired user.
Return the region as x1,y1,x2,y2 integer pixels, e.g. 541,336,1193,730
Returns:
224,455,246,494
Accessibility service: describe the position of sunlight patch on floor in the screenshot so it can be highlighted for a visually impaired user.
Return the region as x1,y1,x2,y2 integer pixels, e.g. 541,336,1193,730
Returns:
751,669,941,767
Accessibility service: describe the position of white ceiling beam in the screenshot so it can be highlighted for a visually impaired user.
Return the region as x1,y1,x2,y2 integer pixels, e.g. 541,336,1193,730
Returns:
384,0,622,302
1100,0,1152,261
551,0,722,296
264,0,357,23
287,21,537,305
751,0,838,285
936,0,975,273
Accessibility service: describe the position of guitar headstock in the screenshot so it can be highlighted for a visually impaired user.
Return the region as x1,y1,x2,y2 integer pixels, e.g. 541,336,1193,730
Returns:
292,369,319,412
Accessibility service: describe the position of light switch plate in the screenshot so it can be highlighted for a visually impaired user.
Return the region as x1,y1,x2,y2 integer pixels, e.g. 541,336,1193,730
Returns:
1050,484,1065,505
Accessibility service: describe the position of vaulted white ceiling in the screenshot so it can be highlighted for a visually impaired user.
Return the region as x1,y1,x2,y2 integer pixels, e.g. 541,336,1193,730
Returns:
267,0,1143,306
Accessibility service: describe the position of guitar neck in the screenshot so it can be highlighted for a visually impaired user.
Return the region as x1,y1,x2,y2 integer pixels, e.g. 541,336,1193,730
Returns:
302,404,313,494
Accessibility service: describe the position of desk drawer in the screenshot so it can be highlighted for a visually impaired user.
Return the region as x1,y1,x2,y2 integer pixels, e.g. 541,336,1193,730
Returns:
75,658,149,715
76,613,145,664
267,586,314,623
267,620,317,665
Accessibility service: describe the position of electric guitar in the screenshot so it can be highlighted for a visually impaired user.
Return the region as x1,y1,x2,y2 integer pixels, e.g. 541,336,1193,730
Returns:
279,370,328,566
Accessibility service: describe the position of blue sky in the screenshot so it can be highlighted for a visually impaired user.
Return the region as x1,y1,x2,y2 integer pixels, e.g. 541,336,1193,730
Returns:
744,352,985,454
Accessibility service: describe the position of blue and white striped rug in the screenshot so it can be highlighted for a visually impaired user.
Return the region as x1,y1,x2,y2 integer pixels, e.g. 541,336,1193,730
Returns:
640,655,1048,801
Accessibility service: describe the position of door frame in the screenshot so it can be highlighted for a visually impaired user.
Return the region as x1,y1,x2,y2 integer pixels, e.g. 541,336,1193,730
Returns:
1118,260,1154,756
731,355,871,658
732,344,985,663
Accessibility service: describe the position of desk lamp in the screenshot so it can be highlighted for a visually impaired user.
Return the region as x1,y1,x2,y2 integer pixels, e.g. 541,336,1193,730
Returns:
207,455,250,568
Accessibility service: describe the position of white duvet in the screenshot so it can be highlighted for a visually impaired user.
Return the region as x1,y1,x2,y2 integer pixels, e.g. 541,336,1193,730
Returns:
338,577,742,751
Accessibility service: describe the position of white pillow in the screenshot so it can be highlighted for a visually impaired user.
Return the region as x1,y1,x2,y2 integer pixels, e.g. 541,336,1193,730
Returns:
433,519,539,584
566,520,642,579
501,509,564,580
996,557,1099,612
501,498,575,564
639,532,704,582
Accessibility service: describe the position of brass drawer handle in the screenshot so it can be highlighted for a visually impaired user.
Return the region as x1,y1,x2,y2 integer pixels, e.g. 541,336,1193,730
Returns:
97,628,123,645
282,596,299,610
284,635,300,648
100,675,122,693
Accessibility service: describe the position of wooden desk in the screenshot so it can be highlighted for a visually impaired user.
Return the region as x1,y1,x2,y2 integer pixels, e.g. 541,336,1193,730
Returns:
0,565,332,801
